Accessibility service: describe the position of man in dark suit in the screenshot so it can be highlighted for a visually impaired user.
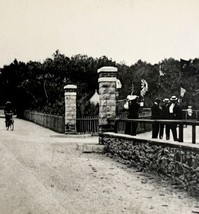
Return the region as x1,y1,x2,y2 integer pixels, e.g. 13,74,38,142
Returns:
151,98,161,138
125,95,140,136
168,96,182,141
159,98,170,139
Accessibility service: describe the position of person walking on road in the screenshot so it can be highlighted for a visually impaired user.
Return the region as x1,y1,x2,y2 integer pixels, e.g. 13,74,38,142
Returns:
4,101,14,130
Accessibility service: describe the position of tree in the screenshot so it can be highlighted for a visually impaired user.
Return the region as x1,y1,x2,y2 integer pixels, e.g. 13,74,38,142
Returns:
1,52,199,117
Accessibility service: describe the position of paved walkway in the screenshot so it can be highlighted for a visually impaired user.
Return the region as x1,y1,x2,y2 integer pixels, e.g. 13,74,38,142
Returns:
0,118,199,214
137,125,199,145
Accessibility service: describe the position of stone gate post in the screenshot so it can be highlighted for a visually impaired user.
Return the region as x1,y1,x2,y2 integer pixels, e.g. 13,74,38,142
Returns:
64,84,77,134
98,66,118,132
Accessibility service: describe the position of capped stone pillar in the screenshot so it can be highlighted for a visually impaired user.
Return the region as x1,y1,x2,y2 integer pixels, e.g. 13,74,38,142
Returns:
64,84,77,134
98,66,117,132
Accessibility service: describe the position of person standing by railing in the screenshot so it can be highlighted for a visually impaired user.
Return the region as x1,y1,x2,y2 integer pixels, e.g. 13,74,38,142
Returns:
187,106,193,119
151,98,161,138
124,95,140,136
159,98,170,139
168,96,182,141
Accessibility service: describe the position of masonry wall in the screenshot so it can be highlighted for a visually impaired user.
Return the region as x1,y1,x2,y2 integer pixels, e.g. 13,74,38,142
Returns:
23,110,65,133
100,132,199,195
64,85,77,134
99,81,116,126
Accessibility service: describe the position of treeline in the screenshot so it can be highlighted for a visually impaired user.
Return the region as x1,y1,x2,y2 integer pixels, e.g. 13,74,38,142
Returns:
0,50,198,117
118,58,199,107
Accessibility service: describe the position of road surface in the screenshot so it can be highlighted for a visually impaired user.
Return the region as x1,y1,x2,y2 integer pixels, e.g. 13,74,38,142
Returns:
0,118,198,214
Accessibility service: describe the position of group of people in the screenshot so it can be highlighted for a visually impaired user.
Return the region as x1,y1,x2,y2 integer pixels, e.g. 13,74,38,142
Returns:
151,95,182,141
124,94,182,141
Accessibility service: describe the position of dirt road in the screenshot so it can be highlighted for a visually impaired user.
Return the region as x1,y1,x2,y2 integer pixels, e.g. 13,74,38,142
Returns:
0,118,198,214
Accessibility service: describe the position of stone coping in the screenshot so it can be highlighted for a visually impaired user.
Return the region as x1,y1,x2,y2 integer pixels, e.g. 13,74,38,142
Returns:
64,85,77,89
97,66,118,73
64,92,77,95
98,77,117,82
100,132,199,152
50,134,92,138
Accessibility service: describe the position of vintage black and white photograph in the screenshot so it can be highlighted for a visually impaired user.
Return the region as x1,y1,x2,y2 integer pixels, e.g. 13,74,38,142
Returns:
0,0,199,213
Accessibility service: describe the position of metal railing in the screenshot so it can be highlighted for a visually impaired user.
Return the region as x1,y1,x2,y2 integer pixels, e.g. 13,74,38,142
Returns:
182,109,199,120
76,116,99,134
108,118,199,144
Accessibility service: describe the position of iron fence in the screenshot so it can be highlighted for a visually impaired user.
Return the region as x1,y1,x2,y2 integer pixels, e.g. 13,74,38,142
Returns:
76,116,99,134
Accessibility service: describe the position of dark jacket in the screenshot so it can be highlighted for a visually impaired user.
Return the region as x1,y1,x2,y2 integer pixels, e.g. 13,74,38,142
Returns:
169,103,182,119
151,103,161,119
173,104,182,119
4,103,12,114
128,100,140,119
161,103,170,119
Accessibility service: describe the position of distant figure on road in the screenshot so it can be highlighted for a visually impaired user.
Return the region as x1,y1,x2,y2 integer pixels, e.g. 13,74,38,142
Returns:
4,101,13,130
159,98,170,139
4,101,12,115
151,98,161,138
168,96,182,141
125,95,140,136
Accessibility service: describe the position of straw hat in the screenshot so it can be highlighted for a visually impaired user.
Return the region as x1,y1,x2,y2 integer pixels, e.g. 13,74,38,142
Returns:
127,95,138,101
163,98,169,103
170,95,178,101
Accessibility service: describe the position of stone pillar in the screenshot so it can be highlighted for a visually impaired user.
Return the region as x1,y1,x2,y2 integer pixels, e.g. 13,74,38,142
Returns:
98,66,117,132
64,84,77,134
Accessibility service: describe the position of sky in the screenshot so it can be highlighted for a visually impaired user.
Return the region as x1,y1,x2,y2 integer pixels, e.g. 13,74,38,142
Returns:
0,0,199,67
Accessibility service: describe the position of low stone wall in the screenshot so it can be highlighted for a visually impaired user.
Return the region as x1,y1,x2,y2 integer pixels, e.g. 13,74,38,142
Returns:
100,132,199,195
23,110,65,133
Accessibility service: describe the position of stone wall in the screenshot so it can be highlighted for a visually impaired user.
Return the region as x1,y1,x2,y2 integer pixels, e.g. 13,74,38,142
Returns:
23,110,65,133
100,132,199,195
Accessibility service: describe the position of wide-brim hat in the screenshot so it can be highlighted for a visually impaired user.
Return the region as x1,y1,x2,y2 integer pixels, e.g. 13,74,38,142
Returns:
170,96,178,101
163,98,169,103
127,95,138,101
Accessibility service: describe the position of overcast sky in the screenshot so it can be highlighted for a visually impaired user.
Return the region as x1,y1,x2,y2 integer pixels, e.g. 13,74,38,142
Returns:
0,0,199,67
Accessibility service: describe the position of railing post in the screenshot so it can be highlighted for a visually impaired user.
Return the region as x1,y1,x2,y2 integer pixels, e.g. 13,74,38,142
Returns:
192,125,196,144
178,123,184,142
98,66,117,133
64,84,77,134
114,120,118,133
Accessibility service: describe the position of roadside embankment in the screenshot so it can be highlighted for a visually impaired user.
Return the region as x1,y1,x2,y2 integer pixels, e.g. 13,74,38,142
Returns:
100,132,199,196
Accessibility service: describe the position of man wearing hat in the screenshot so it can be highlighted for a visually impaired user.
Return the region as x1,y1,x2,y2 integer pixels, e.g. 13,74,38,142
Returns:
159,98,170,139
168,95,182,141
151,98,161,138
125,95,140,135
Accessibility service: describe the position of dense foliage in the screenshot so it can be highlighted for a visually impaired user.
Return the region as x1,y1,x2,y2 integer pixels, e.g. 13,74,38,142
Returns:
0,50,198,117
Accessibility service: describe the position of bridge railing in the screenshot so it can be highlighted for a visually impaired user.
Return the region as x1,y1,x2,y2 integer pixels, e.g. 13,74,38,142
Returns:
116,115,152,134
108,118,199,144
182,109,199,120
